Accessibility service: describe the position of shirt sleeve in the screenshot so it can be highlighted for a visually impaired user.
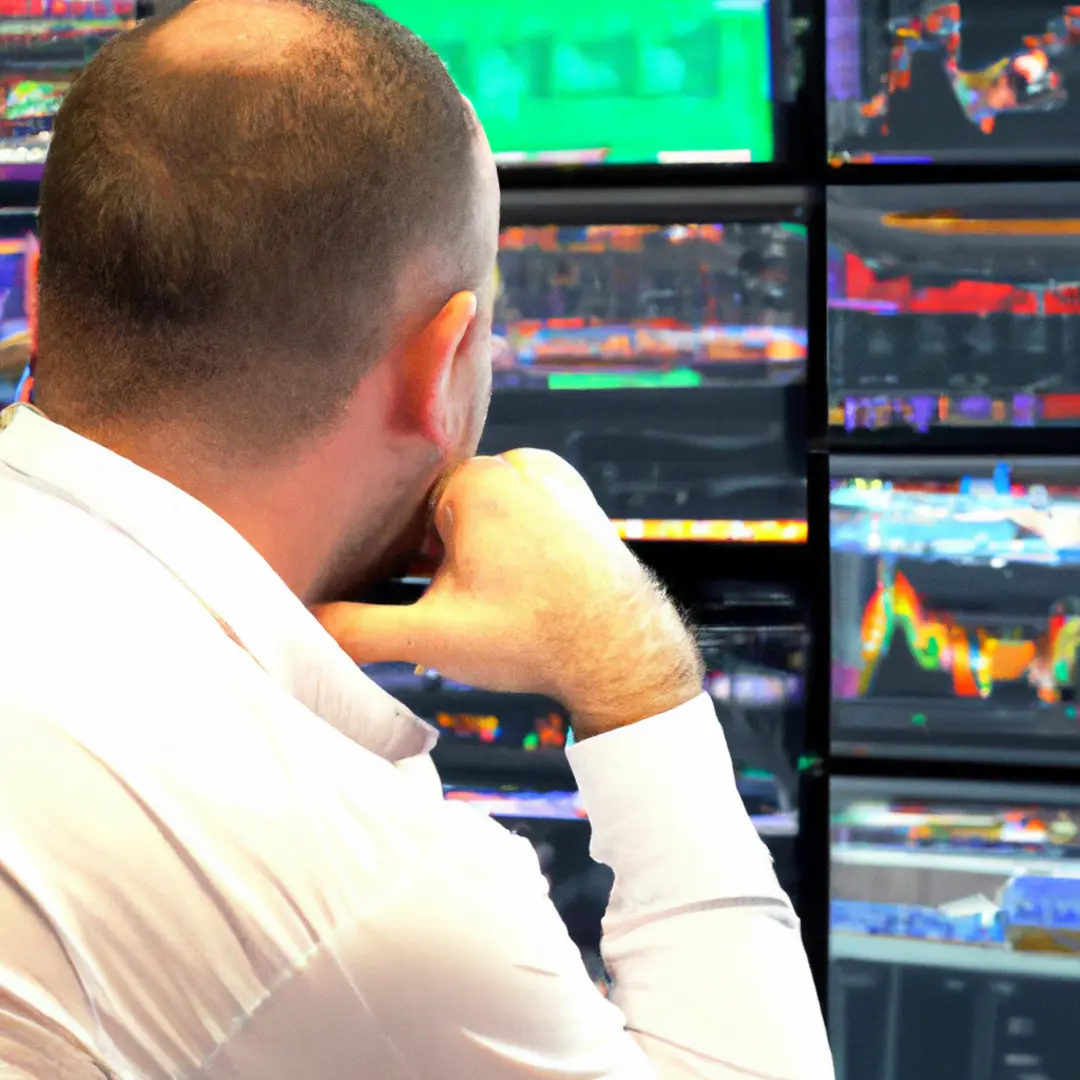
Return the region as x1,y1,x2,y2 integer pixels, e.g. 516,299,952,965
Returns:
280,692,833,1080
567,691,834,1079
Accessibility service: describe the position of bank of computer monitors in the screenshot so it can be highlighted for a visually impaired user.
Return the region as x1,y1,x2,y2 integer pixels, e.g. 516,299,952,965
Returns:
827,183,1080,435
0,209,33,407
827,1,1080,166
831,455,1080,765
485,194,809,542
830,778,1080,1080
0,0,134,181
376,0,782,166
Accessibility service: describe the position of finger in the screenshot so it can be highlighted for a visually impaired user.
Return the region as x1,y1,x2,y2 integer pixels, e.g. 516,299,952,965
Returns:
430,455,512,536
498,447,579,481
498,448,597,499
311,600,437,668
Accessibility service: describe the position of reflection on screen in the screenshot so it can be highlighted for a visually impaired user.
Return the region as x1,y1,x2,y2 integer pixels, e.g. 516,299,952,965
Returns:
0,211,35,408
827,184,1080,433
831,457,1080,764
831,779,1080,1080
828,1,1080,164
494,224,807,391
377,0,775,165
0,0,134,180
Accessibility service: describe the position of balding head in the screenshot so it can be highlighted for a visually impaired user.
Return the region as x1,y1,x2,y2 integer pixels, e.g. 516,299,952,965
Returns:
35,0,497,461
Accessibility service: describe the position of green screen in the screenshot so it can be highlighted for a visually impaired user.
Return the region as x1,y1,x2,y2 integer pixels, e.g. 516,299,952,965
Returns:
375,0,775,164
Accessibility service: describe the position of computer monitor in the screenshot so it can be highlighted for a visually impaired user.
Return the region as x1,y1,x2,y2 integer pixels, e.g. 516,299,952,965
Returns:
828,183,1080,435
375,0,779,166
828,0,1080,165
484,192,809,543
830,777,1080,1080
0,208,34,407
0,0,135,181
831,455,1080,766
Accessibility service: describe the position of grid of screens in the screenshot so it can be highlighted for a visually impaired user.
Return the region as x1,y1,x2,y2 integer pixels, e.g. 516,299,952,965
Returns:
375,1,777,166
827,1,1080,165
0,0,134,180
484,219,808,541
831,456,1080,765
831,778,1080,1080
0,209,33,407
828,183,1080,434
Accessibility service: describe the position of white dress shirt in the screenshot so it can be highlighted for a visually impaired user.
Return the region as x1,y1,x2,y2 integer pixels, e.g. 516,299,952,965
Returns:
0,404,833,1080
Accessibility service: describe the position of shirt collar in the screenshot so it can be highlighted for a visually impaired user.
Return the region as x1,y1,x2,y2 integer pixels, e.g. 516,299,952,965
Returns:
0,403,438,762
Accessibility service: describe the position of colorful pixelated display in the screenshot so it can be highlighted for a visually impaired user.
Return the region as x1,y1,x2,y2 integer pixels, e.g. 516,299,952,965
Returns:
828,184,1080,433
493,223,807,390
831,457,1080,764
480,217,808,531
831,779,1080,1080
376,0,776,165
0,0,134,179
829,1,1080,163
0,210,35,408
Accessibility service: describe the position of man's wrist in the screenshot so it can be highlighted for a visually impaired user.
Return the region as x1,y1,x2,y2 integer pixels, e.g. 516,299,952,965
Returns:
570,685,703,740
567,657,705,740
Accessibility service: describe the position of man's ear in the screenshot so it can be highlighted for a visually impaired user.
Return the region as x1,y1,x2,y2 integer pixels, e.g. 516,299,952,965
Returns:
392,290,478,450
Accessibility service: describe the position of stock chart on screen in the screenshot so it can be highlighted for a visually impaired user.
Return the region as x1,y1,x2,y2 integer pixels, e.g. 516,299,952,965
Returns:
828,184,1080,434
0,0,134,180
831,778,1080,1080
376,0,777,165
0,209,34,407
828,0,1080,164
831,456,1080,765
483,219,808,540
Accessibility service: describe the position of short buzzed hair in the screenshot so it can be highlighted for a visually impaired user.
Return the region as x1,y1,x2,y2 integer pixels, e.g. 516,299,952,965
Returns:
35,0,484,459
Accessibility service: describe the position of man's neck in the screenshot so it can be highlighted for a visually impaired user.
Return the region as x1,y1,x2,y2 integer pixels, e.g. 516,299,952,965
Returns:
76,424,345,601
